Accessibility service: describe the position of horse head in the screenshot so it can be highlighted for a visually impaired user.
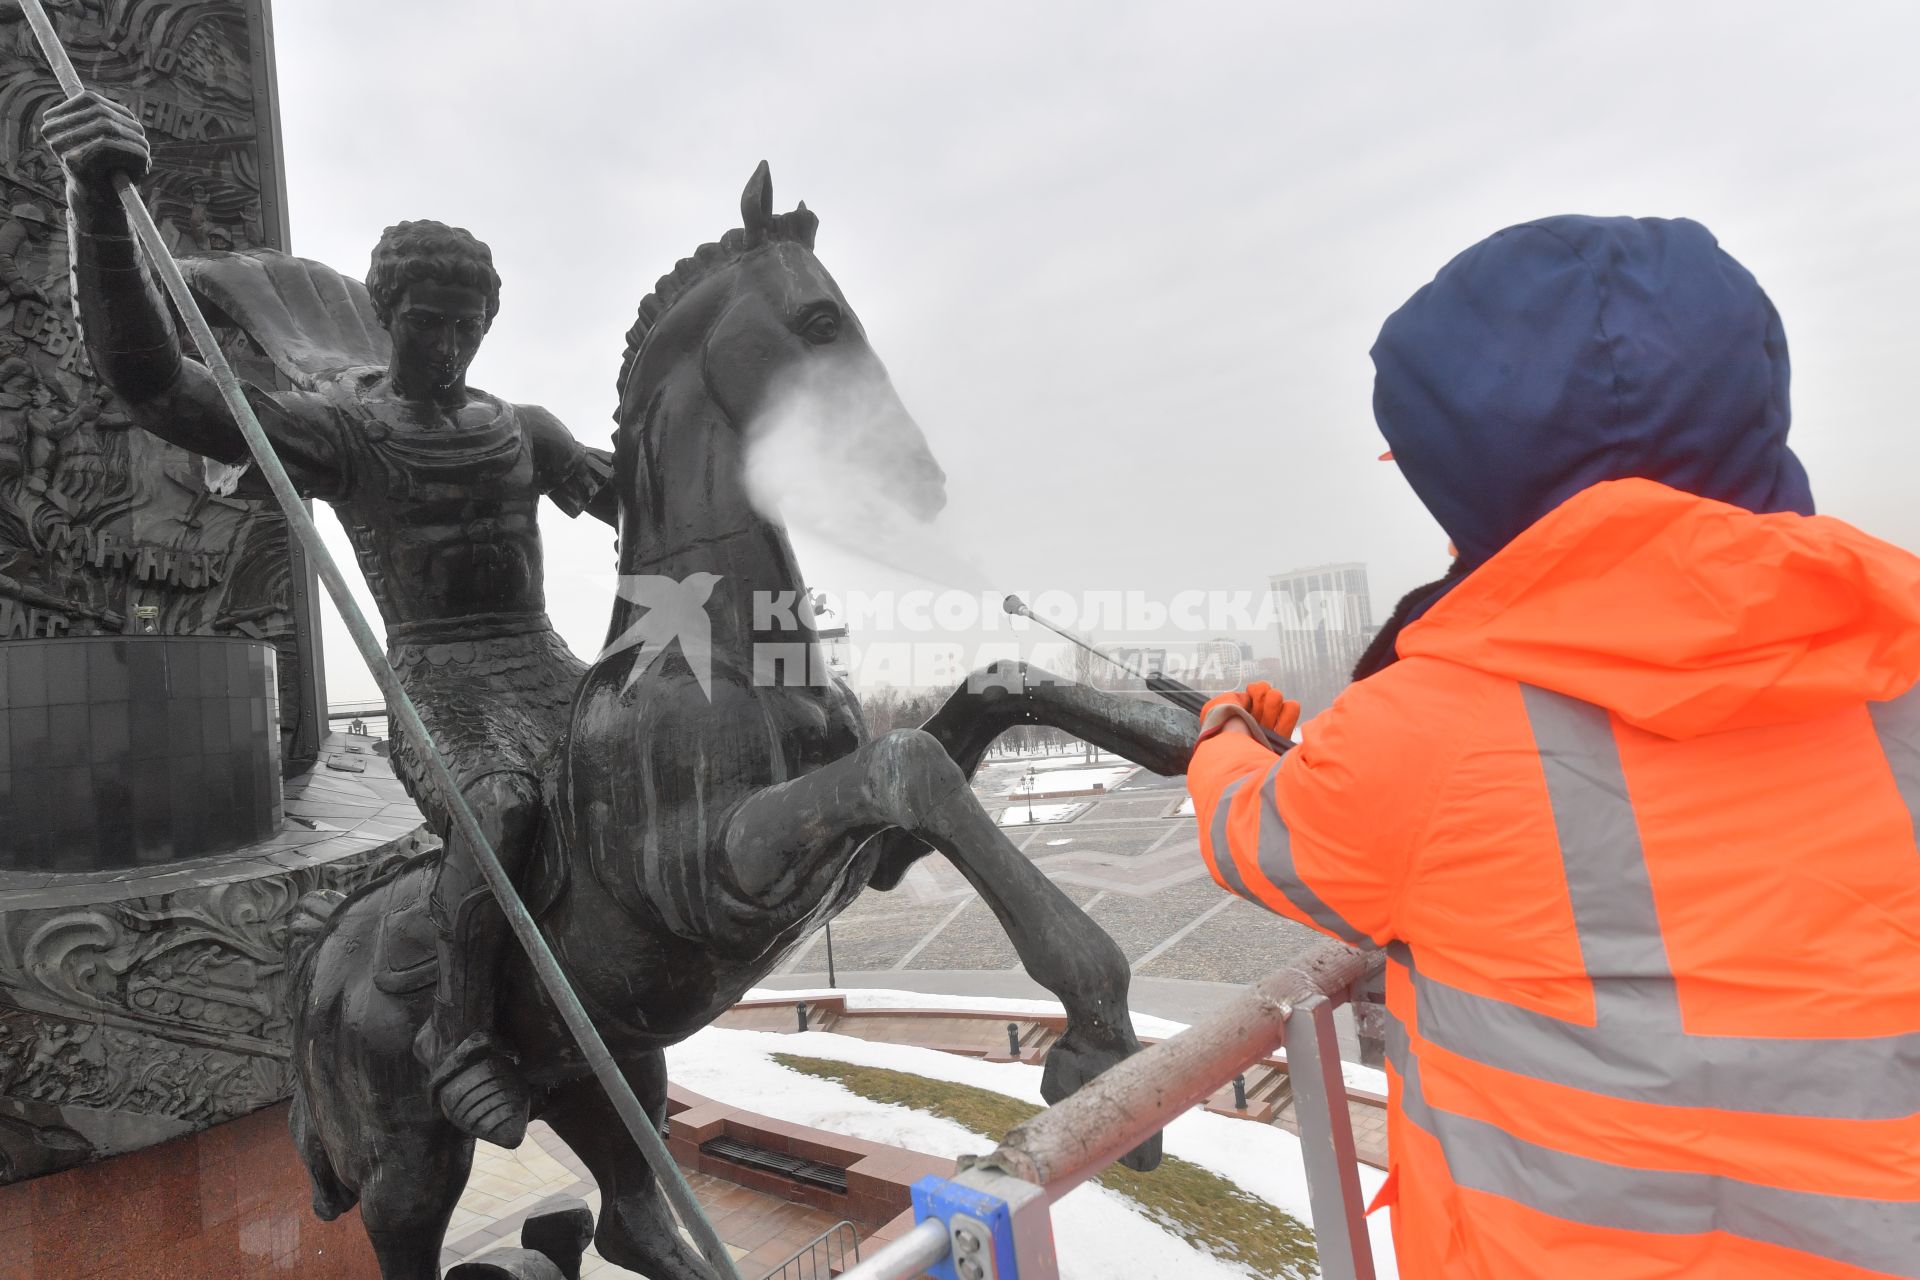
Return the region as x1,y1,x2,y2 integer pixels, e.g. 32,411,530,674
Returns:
569,163,949,946
611,162,945,586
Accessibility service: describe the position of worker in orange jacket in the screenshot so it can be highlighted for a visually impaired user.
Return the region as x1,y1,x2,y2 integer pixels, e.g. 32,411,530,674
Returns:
1189,215,1920,1279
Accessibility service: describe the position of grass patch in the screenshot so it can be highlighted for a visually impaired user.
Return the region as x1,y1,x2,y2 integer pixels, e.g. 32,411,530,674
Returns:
773,1052,1318,1280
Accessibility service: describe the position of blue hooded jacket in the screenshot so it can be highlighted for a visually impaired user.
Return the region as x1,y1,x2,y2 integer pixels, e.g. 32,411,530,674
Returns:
1370,215,1814,577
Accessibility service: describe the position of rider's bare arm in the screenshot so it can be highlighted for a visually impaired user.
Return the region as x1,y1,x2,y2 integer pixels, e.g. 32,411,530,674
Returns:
41,91,346,493
525,403,618,527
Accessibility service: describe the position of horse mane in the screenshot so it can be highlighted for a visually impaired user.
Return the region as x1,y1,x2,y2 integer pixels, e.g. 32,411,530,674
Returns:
614,205,821,411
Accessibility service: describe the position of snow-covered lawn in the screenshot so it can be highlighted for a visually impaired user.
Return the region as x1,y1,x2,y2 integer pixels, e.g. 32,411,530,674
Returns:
998,801,1088,825
666,1024,1396,1279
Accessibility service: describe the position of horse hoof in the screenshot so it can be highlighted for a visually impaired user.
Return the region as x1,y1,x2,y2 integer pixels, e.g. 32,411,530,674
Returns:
446,1247,567,1279
1041,1026,1165,1173
1116,1131,1164,1172
522,1196,594,1280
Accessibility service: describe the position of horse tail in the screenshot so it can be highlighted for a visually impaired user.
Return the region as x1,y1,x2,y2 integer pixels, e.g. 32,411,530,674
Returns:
287,888,360,1219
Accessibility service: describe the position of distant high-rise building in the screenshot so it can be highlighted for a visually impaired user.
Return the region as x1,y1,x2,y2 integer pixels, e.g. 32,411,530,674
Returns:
1195,637,1252,690
1269,563,1376,719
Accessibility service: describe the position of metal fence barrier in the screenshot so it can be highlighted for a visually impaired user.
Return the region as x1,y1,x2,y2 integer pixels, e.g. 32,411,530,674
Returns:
840,939,1385,1280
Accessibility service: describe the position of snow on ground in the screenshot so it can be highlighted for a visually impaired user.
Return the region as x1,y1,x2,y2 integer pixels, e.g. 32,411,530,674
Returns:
984,747,1122,764
974,751,1106,793
973,750,1126,798
743,986,1392,1094
746,986,1193,1040
998,801,1088,825
667,1025,1397,1279
1010,763,1140,796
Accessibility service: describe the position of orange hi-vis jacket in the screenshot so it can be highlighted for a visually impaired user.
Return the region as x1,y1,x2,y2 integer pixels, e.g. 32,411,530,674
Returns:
1190,478,1920,1279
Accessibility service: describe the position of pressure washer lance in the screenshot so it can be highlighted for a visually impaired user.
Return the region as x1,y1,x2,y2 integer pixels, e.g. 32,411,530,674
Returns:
1001,595,1296,754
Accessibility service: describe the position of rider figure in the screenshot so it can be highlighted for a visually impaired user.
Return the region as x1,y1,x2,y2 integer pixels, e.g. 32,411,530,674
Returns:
43,90,619,1147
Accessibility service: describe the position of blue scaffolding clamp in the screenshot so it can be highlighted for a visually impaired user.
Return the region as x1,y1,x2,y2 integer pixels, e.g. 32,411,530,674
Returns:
911,1167,1058,1280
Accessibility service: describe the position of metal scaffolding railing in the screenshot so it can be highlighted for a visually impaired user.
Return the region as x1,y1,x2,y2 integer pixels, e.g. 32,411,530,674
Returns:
764,1219,862,1280
841,939,1386,1280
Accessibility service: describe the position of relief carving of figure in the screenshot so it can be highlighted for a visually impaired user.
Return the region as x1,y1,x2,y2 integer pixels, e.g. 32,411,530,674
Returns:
0,196,57,307
36,385,132,508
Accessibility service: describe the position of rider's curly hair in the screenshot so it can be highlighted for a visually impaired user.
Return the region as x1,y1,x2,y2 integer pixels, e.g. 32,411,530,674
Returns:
365,220,501,329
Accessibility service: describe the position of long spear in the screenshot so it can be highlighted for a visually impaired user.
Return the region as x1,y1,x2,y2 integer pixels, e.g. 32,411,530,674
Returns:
14,7,744,1276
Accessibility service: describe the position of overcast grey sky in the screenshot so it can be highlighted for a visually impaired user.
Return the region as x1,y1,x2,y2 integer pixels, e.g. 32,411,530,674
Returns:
273,1,1920,702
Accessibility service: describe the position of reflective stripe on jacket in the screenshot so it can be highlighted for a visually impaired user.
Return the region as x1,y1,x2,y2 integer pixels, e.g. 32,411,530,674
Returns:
1190,479,1920,1279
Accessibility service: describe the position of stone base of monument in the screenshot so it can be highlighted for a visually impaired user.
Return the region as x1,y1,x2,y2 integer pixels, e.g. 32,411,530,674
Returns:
0,1100,380,1277
0,731,430,1274
0,732,428,1186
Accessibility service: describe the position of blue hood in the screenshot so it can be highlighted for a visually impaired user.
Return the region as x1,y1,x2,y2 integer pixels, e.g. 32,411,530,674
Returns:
1370,215,1814,572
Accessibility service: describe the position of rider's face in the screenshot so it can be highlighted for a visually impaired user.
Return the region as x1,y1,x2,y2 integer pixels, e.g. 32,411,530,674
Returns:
390,280,489,398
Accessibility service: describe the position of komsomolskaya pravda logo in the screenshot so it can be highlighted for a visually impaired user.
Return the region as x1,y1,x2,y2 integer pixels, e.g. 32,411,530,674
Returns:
599,573,722,699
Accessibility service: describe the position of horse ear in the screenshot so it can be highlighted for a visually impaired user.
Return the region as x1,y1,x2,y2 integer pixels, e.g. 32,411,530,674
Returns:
741,161,774,247
792,200,819,250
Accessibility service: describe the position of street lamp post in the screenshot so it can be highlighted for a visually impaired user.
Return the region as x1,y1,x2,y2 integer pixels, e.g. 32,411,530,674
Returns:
1025,766,1036,823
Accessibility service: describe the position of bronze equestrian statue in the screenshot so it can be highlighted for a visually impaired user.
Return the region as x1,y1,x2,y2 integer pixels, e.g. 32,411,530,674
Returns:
50,91,1197,1280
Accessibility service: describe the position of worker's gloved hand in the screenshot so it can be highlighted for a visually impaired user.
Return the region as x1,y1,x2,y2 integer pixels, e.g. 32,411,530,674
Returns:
1246,682,1301,736
1196,681,1300,746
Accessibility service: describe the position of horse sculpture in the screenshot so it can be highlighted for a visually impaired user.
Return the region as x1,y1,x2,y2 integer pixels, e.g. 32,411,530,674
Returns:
290,164,1199,1280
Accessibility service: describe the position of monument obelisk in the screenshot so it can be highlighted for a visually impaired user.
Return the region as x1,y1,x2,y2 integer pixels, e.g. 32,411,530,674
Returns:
0,0,324,773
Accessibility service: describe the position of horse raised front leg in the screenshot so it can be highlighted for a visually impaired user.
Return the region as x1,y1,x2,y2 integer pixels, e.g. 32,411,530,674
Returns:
870,660,1198,890
725,728,1163,1170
